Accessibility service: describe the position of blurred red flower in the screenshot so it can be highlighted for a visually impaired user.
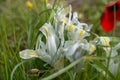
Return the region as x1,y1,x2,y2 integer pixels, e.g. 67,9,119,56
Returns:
100,1,120,32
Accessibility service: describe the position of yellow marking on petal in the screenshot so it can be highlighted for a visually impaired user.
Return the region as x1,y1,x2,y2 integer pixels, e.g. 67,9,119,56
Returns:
26,1,33,8
27,52,38,57
103,37,109,46
68,24,74,32
89,45,95,52
79,29,85,35
103,37,109,52
43,26,48,37
60,18,67,23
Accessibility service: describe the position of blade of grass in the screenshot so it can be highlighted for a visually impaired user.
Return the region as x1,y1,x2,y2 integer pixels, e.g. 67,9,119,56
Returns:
10,60,27,80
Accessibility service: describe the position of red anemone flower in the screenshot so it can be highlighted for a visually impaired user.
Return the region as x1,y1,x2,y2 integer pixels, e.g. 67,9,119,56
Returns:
100,0,120,32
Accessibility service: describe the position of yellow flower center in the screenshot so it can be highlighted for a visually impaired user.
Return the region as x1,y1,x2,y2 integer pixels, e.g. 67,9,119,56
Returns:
43,26,48,37
26,1,33,8
68,24,74,32
27,52,38,57
79,29,85,35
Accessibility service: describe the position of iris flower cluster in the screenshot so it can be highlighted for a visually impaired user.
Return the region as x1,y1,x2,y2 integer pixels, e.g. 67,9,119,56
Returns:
20,5,120,74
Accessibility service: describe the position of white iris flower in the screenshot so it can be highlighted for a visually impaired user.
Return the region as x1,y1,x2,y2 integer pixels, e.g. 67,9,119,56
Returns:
19,5,93,67
85,42,96,54
99,37,110,53
98,37,120,74
108,43,120,74
20,5,92,69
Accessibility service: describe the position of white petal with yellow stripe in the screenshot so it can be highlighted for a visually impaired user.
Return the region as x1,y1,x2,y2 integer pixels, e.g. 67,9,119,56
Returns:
20,49,38,59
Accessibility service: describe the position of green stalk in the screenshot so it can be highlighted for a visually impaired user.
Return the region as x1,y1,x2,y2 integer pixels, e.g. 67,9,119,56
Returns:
52,0,58,9
41,57,83,80
10,61,27,80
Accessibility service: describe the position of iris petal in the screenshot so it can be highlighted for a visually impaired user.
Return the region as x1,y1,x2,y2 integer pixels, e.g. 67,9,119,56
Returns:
20,49,38,59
